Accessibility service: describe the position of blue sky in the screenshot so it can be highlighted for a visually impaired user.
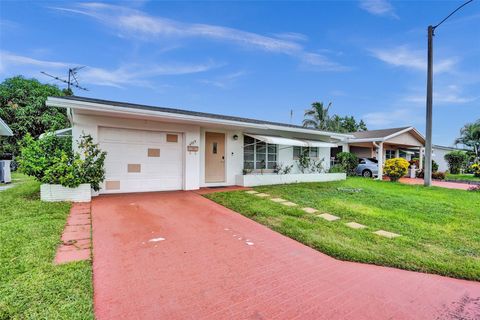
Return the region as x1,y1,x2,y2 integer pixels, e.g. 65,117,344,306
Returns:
1,0,479,145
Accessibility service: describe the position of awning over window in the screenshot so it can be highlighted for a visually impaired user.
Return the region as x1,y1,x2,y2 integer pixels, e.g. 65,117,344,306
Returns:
245,134,307,147
245,134,338,148
303,140,338,148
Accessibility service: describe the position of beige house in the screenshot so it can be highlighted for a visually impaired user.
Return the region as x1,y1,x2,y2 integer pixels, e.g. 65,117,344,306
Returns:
346,127,425,179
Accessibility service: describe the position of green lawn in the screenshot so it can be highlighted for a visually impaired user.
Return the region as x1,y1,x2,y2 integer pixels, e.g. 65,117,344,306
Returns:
0,174,93,319
446,173,480,182
206,177,480,280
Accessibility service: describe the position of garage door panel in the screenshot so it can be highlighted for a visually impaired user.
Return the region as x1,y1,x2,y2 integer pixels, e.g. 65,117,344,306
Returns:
99,127,183,193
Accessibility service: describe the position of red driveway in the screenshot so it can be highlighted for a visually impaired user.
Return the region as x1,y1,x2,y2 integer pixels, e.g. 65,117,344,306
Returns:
92,191,480,320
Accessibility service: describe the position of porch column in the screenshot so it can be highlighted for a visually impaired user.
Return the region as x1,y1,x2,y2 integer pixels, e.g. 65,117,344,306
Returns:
395,149,400,158
419,147,424,169
377,142,384,180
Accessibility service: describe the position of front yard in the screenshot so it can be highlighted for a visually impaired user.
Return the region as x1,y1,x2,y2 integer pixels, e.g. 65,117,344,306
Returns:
206,177,480,281
0,174,93,319
446,173,480,182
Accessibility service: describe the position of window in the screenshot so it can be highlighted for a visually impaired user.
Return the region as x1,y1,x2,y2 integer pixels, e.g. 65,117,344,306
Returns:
293,146,319,160
385,150,395,159
244,136,277,170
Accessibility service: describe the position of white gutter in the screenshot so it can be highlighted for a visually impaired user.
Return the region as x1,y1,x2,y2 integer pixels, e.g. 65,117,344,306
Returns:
348,138,384,143
46,97,354,140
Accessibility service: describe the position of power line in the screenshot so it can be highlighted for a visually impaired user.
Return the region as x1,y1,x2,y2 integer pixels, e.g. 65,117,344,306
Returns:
433,0,475,31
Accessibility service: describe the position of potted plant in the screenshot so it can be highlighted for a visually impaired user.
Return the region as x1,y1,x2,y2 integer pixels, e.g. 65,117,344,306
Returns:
18,133,106,202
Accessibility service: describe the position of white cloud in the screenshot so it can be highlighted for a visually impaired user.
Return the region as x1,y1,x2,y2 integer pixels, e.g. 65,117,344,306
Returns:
0,51,219,88
370,46,457,74
199,70,247,89
51,3,347,71
359,0,398,19
404,85,477,105
363,108,422,127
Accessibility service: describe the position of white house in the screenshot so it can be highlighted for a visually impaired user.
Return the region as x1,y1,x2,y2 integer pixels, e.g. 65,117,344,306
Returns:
46,96,349,194
432,145,466,172
0,116,13,184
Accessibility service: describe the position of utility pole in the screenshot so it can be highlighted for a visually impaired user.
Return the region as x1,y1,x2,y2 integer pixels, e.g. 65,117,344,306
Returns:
424,25,434,186
424,0,474,187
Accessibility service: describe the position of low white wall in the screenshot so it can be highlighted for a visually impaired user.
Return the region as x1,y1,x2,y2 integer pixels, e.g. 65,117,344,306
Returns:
40,184,91,202
235,173,346,187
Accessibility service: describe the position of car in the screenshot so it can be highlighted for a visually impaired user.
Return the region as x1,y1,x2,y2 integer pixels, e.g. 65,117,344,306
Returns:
355,157,379,178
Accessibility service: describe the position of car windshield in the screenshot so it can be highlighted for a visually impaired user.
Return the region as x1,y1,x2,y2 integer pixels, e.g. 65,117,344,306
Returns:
367,158,378,163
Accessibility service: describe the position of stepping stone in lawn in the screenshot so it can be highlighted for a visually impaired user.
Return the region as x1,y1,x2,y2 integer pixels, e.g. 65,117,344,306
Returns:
345,222,366,229
373,230,401,238
317,213,340,221
254,193,269,197
270,198,287,203
281,201,297,207
246,190,258,194
302,207,318,214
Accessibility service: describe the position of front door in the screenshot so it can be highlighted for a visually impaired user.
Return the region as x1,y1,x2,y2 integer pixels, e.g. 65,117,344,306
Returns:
205,132,225,183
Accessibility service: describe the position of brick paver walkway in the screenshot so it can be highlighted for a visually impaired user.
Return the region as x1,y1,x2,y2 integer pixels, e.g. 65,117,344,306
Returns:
91,191,480,319
54,202,92,264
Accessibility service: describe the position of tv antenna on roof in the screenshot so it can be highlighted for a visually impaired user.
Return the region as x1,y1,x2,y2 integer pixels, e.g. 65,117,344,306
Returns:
41,66,88,92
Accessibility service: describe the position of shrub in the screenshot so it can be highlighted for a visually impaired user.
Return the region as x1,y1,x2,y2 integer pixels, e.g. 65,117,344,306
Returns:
471,163,480,178
19,133,107,191
336,152,357,176
444,151,467,174
384,158,410,182
273,163,293,175
432,171,446,180
77,134,107,191
17,133,72,181
410,158,438,171
328,164,345,173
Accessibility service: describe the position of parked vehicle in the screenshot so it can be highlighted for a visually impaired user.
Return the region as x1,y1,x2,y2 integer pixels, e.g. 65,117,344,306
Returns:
355,158,378,178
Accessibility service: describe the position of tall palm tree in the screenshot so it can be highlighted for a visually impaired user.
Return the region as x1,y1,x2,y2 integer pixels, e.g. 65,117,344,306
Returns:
455,120,480,158
302,102,332,130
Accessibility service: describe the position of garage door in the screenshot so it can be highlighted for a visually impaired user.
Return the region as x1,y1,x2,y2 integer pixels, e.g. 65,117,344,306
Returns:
99,127,183,193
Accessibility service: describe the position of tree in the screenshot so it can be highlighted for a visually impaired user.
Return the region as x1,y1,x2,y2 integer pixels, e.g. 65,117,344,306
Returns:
444,151,468,174
455,120,480,159
302,102,332,131
0,76,70,156
302,101,368,133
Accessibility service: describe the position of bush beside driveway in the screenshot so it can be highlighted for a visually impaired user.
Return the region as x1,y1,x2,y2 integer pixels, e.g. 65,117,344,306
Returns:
206,177,480,280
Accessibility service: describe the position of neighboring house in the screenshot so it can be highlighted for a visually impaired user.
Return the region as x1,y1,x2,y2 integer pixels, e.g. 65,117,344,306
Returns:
0,117,13,137
432,145,466,172
345,127,425,178
46,96,351,194
0,117,13,184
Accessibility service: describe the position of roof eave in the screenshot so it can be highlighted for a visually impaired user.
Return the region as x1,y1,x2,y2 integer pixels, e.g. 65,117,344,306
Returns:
0,117,13,136
46,97,354,140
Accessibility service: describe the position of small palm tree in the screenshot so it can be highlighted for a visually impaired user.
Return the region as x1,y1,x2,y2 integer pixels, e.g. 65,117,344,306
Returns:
302,102,332,130
455,120,480,158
